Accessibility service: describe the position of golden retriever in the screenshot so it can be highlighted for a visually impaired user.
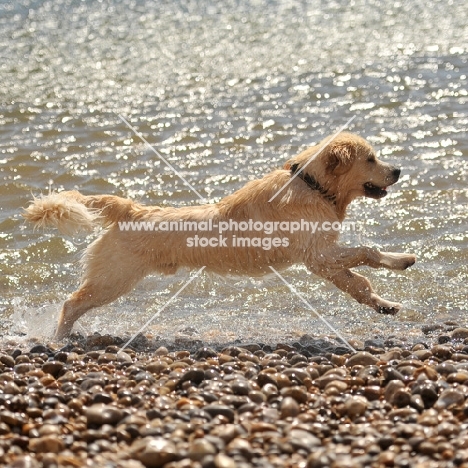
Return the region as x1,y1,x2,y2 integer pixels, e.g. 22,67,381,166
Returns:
24,132,416,339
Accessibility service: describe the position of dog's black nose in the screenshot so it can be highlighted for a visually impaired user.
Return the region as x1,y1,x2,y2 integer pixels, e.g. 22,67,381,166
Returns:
392,168,401,179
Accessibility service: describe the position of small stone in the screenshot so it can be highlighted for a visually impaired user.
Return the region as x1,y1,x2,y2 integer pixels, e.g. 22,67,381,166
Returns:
66,352,81,363
213,454,237,468
42,361,64,377
92,393,113,404
413,349,432,361
288,429,321,452
0,410,27,426
325,380,348,394
384,380,405,404
230,380,251,396
178,368,205,385
363,386,381,401
282,386,309,404
0,354,15,367
422,324,444,334
189,438,217,461
345,395,368,418
193,346,218,360
418,441,437,455
364,338,385,348
380,349,402,361
14,363,35,374
447,371,468,383
248,391,266,404
132,437,178,468
438,335,451,344
86,404,125,426
249,422,277,433
383,367,405,381
3,382,22,395
391,389,412,408
41,453,61,468
152,346,168,356
146,361,168,374
9,456,40,468
348,339,364,350
240,343,262,353
283,368,310,384
204,404,235,422
86,333,120,348
97,353,119,363
412,382,438,408
29,436,65,453
220,395,249,408
116,351,132,362
30,344,51,354
280,396,300,418
431,345,452,359
345,352,379,367
418,409,440,426
410,394,425,412
38,424,61,437
80,377,106,391
226,438,253,458
452,328,468,339
435,362,457,375
434,388,465,410
134,371,155,383
276,373,293,389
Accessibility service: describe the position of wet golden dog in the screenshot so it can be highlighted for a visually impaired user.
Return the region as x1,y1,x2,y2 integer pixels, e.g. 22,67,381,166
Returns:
24,132,416,339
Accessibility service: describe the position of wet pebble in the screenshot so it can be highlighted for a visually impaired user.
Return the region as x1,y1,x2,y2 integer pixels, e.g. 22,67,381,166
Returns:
344,395,368,418
86,404,125,426
29,436,65,454
42,361,64,377
452,328,468,340
131,437,178,468
434,388,465,410
345,352,379,367
280,396,300,418
189,439,217,461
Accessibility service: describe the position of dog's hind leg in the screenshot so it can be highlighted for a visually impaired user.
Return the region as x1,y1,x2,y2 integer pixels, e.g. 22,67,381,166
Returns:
55,278,142,339
55,235,149,340
325,269,401,315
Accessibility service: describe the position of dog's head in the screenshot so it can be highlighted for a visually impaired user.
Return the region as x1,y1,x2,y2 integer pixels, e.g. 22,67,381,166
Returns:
284,132,400,206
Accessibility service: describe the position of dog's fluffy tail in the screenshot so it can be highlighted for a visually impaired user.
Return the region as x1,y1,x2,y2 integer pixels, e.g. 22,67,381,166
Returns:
23,190,139,236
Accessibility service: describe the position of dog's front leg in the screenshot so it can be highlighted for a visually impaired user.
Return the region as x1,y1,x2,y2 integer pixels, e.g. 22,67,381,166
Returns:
315,246,416,271
325,269,401,315
378,251,417,270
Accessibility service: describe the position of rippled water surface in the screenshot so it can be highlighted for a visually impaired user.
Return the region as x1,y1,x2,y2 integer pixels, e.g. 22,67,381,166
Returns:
1,0,467,345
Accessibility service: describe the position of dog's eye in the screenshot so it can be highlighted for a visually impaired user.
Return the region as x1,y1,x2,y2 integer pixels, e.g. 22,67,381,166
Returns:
367,157,376,163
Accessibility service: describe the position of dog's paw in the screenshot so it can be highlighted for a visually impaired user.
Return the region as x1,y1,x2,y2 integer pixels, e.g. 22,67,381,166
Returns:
377,304,401,315
401,254,416,269
380,252,416,270
373,297,401,315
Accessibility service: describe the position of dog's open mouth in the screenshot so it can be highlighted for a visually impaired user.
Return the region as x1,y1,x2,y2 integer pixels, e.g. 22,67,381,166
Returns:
363,182,388,199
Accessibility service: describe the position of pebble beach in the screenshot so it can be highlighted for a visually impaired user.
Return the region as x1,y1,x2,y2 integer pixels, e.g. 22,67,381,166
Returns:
3,325,468,468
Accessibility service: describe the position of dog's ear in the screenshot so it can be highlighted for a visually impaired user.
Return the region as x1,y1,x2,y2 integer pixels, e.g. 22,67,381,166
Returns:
283,159,293,170
325,142,355,175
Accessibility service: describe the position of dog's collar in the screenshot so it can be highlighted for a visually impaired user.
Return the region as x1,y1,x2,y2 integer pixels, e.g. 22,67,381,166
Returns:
290,164,336,204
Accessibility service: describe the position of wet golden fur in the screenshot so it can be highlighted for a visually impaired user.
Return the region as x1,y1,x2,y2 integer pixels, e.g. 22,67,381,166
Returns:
24,132,416,339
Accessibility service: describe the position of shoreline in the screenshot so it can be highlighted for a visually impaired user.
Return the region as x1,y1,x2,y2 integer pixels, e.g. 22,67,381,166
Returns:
1,326,468,467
